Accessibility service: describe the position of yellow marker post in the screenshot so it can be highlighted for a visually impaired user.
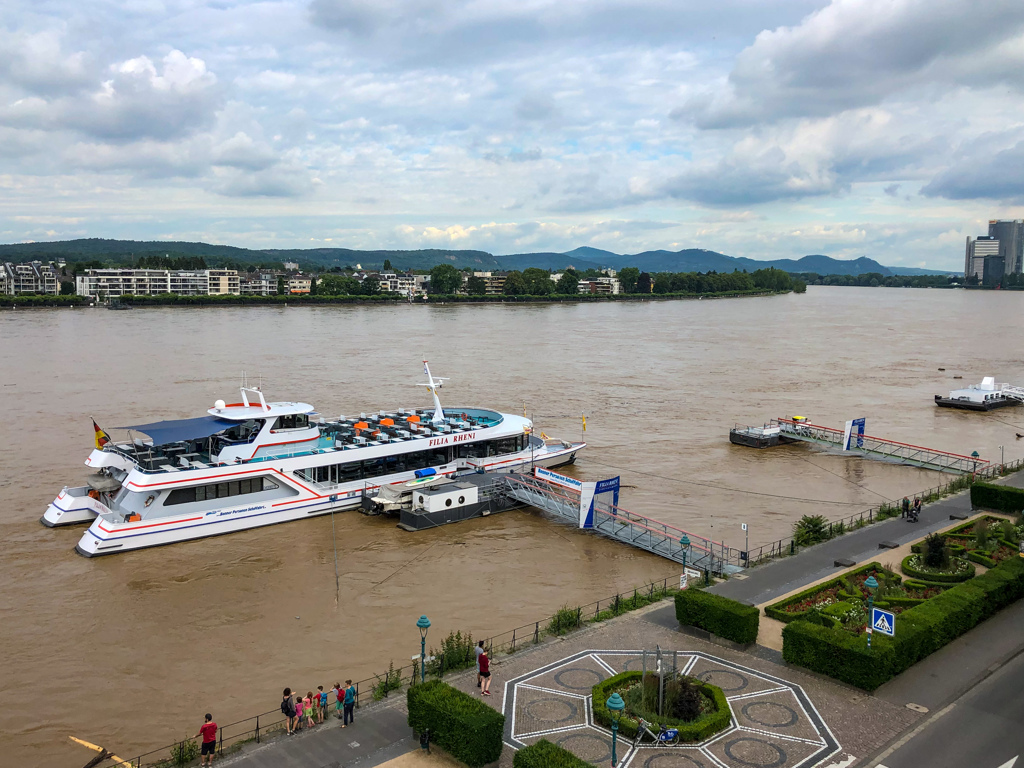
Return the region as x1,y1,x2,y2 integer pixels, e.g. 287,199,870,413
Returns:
69,735,133,767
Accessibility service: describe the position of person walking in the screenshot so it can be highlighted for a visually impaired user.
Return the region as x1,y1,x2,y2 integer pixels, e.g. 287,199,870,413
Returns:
317,686,327,724
333,682,345,720
303,692,316,729
475,640,485,688
343,680,356,727
913,497,922,521
479,649,491,696
281,688,297,735
901,496,910,519
197,713,217,766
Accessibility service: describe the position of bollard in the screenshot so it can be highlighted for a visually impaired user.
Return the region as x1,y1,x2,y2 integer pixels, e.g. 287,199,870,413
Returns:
255,715,260,744
420,728,431,754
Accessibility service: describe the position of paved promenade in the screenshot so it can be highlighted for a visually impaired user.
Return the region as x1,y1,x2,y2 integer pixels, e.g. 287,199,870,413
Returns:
216,479,1024,768
708,488,975,606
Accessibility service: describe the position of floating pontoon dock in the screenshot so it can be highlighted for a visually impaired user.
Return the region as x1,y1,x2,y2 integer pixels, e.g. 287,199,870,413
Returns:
935,376,1024,411
362,468,743,575
731,417,989,474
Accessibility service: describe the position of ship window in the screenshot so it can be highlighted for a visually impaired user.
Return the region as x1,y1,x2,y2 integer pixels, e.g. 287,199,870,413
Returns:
165,476,278,506
274,414,310,430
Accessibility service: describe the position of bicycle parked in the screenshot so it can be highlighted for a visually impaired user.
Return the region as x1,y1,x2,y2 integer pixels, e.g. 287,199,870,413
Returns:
632,717,680,748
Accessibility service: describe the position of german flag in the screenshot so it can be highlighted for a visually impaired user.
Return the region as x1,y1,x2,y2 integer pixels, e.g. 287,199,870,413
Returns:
92,419,110,450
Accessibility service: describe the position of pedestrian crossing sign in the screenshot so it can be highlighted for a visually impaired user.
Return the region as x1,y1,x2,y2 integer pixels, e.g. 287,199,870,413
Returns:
871,607,895,637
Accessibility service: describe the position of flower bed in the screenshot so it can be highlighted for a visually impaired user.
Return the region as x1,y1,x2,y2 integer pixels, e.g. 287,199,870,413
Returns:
764,562,897,623
901,554,975,583
592,671,730,742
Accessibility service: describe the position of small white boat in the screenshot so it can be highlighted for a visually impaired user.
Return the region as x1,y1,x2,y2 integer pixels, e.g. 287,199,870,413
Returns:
42,363,584,556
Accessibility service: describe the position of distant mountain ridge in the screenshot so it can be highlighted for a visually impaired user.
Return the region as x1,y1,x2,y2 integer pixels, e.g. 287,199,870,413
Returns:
0,238,955,276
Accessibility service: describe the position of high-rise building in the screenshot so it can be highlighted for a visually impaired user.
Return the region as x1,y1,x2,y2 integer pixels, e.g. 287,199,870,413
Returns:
965,236,1002,285
988,220,1024,275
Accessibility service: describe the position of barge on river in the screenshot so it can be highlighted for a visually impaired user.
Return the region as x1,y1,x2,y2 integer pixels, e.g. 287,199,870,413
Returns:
934,376,1024,411
42,363,583,556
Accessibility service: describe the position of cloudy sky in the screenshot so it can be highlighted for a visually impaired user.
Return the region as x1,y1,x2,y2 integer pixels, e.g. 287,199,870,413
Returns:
2,0,1023,268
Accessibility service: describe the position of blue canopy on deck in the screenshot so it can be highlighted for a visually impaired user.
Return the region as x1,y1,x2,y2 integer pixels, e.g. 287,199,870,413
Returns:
118,416,237,445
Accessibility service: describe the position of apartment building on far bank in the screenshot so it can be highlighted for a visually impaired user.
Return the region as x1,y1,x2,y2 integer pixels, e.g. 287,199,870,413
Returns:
1,261,60,295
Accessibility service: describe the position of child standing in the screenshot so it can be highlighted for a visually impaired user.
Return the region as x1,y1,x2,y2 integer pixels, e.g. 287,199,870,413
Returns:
317,686,328,723
333,682,345,720
294,693,305,730
304,692,316,728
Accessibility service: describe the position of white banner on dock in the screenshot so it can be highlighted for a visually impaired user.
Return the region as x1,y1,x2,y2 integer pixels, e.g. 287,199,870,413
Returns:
843,417,866,450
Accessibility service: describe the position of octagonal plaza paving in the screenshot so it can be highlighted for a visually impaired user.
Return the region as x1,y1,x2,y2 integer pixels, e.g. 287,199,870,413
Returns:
503,649,839,768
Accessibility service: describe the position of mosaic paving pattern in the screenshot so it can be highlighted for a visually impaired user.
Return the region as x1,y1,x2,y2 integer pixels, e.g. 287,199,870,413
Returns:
502,651,840,768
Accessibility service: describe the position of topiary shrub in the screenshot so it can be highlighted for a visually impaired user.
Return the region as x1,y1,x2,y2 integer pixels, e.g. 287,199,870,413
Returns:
923,533,950,569
513,739,591,768
675,590,759,644
407,680,504,767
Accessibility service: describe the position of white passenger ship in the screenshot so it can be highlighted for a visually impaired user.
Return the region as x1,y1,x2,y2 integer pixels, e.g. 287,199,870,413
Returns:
43,364,584,557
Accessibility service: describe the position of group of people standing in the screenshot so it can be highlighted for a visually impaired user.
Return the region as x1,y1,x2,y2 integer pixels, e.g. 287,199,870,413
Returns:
280,681,357,735
902,496,922,522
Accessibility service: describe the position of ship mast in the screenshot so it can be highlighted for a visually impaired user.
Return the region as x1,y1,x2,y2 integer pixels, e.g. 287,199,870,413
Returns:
417,361,449,425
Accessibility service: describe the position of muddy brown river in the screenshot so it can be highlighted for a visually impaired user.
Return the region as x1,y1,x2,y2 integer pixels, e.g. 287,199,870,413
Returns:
2,287,1023,766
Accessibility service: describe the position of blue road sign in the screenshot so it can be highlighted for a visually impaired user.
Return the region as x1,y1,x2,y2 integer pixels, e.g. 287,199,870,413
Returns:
871,607,895,637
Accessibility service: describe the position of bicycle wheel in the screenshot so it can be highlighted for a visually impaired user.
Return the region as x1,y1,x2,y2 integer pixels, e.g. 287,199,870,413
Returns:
662,732,680,746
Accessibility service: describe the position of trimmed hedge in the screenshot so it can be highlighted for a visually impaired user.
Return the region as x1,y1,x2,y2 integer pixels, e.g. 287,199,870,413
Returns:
592,672,731,742
971,482,1024,513
966,550,998,568
407,680,504,767
783,558,1024,690
901,554,975,583
513,739,591,768
765,562,890,623
675,590,759,644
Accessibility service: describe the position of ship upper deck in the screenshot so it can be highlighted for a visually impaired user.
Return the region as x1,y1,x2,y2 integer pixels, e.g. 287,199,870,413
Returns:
111,407,514,475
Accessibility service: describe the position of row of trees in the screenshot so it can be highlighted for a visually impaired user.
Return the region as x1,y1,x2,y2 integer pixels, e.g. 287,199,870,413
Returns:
427,264,803,297
793,272,958,288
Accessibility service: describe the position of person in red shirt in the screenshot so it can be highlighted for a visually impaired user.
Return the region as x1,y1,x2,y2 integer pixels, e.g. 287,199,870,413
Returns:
479,650,491,696
197,713,217,766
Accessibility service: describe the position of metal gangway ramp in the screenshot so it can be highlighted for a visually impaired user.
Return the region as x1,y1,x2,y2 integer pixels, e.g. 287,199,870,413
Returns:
501,473,740,574
1001,385,1024,402
774,418,989,474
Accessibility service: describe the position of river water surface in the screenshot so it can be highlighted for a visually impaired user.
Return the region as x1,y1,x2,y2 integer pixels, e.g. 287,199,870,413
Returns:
2,287,1023,766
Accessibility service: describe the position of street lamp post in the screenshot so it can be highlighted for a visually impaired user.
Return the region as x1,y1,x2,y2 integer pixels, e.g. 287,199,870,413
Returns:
417,615,431,684
607,692,625,767
680,534,690,572
864,575,878,649
1000,445,1004,467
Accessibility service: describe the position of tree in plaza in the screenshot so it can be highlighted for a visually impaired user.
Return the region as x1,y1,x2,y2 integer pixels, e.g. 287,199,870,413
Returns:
521,267,553,295
636,271,653,293
466,275,487,295
429,264,463,294
383,258,393,271
618,267,639,293
503,270,526,295
555,270,579,295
